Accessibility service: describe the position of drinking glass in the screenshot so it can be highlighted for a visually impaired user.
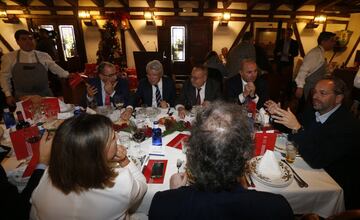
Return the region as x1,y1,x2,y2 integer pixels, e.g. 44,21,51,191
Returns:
23,128,41,159
286,141,297,163
113,95,125,110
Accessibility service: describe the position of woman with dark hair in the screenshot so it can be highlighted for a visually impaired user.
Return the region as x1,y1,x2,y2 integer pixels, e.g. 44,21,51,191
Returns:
149,101,293,220
30,114,147,219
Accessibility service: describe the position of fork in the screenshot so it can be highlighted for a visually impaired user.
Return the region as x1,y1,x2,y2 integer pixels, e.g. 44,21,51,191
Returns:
281,159,309,188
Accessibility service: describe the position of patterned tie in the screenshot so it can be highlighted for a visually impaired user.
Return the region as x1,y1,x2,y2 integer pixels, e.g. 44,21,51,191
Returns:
155,84,162,107
196,88,202,105
105,94,111,106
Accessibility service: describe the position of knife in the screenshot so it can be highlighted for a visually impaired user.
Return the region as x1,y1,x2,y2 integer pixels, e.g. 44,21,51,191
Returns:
281,159,308,188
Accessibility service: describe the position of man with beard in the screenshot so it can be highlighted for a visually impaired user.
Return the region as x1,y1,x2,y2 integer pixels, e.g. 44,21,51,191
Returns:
265,75,360,210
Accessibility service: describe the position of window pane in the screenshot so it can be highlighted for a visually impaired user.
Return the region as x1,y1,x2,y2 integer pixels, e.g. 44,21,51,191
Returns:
59,25,77,61
171,26,185,62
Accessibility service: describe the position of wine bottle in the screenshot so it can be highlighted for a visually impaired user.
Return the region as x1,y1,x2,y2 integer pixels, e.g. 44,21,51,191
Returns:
16,111,30,130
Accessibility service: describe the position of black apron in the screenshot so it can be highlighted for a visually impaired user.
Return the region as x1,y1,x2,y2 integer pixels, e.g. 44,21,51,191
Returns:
12,51,53,98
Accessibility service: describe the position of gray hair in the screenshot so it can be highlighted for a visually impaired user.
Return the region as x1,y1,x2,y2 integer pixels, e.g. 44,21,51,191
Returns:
97,61,115,74
146,60,163,76
239,58,256,72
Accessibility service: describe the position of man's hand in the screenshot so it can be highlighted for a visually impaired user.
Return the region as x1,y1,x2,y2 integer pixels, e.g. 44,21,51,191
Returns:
39,131,54,165
170,172,188,189
86,83,98,98
159,100,168,109
6,96,16,107
178,106,186,119
104,81,117,95
264,100,281,115
121,107,133,120
295,87,303,99
246,82,256,97
271,107,301,130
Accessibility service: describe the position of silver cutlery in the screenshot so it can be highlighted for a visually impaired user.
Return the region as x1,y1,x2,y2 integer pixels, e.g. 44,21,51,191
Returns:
176,159,183,173
281,159,308,188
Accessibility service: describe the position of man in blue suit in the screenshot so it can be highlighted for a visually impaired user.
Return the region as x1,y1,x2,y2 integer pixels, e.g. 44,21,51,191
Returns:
83,62,132,120
134,60,176,108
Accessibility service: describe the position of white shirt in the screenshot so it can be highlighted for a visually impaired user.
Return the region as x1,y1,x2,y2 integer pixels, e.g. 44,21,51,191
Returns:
151,78,164,107
354,68,360,89
87,80,116,105
295,46,326,88
315,104,341,124
0,49,69,96
238,78,259,104
30,161,147,220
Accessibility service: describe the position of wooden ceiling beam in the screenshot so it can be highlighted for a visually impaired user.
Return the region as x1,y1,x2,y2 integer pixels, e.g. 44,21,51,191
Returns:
222,0,232,9
317,0,342,11
128,21,146,52
64,0,78,7
146,0,156,8
173,0,179,16
117,0,129,9
247,0,261,11
293,0,309,11
0,33,14,52
0,0,6,7
229,21,250,51
38,0,53,7
90,0,104,7
10,0,27,6
198,0,205,16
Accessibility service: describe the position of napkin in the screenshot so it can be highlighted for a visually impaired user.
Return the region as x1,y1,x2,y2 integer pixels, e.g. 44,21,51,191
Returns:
258,108,270,125
166,133,190,149
257,150,282,179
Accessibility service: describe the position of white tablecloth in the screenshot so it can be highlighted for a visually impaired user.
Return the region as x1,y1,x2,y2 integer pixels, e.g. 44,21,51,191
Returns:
1,112,345,218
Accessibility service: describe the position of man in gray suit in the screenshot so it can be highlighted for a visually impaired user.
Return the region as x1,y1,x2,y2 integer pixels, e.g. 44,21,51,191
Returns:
176,65,222,119
226,32,256,77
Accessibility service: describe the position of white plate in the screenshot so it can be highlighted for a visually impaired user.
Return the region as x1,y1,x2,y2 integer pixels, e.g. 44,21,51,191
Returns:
249,156,293,188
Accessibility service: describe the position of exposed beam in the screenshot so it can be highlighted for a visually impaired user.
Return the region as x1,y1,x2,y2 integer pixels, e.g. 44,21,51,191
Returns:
199,0,205,16
119,28,127,67
146,0,155,8
247,0,261,11
345,36,360,66
0,33,14,52
229,21,250,52
90,0,104,7
64,0,78,7
292,22,305,57
222,0,232,9
38,0,53,7
173,0,179,16
128,21,146,52
293,0,308,11
10,0,27,6
117,0,129,9
317,0,342,11
0,0,6,7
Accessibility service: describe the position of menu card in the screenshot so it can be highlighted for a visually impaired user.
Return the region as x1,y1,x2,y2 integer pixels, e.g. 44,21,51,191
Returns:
166,133,190,150
142,159,168,184
10,126,40,160
21,97,60,119
254,131,277,156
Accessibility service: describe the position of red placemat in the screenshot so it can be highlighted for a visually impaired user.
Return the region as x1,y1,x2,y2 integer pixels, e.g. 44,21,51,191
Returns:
166,134,190,150
142,159,168,184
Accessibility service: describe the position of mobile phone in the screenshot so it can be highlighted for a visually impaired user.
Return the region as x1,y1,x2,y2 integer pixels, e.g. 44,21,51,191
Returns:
151,162,164,178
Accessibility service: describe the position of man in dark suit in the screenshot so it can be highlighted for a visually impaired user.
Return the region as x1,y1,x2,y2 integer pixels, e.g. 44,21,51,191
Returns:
226,59,269,109
83,61,132,120
134,60,176,108
274,28,299,102
149,101,293,220
265,75,360,210
176,65,222,119
1,131,52,219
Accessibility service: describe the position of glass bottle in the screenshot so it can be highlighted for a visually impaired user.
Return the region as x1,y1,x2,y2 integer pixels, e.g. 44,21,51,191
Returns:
152,121,162,146
3,108,16,129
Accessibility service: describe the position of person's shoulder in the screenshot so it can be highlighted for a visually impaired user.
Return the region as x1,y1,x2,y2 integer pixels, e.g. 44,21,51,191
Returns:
245,190,293,212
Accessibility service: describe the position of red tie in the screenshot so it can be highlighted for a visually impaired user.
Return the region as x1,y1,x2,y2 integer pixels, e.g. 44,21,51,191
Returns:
105,94,111,106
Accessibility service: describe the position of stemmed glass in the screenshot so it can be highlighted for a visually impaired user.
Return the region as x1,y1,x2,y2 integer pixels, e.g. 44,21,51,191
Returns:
132,129,145,155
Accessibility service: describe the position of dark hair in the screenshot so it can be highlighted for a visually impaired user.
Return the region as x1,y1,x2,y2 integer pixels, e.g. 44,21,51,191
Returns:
320,74,347,96
14,29,32,40
48,114,117,194
242,32,253,41
204,51,218,61
317,31,336,45
239,58,256,72
97,61,115,74
187,101,253,192
192,64,208,76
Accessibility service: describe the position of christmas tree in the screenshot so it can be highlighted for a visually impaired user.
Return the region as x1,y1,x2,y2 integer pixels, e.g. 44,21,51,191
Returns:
96,21,125,67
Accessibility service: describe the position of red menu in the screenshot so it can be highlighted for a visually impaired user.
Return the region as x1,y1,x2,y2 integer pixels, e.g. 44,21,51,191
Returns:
142,159,168,184
254,131,277,156
166,134,190,150
10,126,40,160
21,97,60,119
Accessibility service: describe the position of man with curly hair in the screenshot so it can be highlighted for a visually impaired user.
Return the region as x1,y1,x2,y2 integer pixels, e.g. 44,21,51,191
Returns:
149,101,293,220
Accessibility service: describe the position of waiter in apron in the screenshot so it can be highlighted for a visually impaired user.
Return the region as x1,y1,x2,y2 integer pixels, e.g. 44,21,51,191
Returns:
294,31,337,102
295,31,336,111
0,29,69,107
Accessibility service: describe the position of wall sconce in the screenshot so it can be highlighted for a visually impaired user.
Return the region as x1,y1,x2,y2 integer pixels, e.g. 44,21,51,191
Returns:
219,12,231,26
83,19,98,26
0,10,7,18
314,15,327,24
78,10,91,19
144,11,155,26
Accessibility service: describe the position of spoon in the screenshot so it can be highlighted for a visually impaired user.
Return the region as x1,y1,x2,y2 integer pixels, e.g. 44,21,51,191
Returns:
176,159,183,173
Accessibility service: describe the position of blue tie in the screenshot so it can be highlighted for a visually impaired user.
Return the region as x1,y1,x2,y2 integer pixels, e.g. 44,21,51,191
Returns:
155,84,162,107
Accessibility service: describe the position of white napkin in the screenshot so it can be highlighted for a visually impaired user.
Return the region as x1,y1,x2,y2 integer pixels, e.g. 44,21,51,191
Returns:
259,108,270,125
257,150,282,179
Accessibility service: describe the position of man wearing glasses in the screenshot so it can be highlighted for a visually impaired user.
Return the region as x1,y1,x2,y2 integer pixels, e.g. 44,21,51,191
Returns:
0,29,69,107
84,61,132,120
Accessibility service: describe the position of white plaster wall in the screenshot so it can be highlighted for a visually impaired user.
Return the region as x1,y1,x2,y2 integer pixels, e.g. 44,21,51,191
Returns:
212,21,246,55
0,18,28,53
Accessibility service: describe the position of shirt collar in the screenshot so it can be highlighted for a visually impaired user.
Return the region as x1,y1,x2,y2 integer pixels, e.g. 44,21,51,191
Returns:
315,104,341,124
154,78,163,88
20,49,35,54
318,45,325,53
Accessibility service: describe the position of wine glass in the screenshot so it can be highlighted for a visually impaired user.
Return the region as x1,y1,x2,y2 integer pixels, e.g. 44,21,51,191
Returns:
132,129,145,155
113,95,125,110
23,128,41,159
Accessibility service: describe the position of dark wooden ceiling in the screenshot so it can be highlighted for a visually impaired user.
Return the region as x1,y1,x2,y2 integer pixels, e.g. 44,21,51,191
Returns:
0,0,359,15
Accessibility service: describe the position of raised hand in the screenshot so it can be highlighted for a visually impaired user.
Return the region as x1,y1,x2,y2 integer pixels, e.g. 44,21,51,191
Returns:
86,83,98,98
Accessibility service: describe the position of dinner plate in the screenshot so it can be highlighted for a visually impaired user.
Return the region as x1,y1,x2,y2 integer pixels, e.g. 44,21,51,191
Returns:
249,156,293,188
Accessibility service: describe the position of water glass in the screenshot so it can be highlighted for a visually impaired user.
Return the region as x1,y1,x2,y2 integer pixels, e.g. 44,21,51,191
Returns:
286,141,297,163
181,137,189,154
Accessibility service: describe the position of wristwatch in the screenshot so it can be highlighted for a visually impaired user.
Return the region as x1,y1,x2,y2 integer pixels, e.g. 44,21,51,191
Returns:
292,125,304,134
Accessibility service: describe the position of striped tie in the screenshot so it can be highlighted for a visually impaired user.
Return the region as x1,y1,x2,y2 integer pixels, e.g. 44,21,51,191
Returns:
155,84,162,107
196,88,202,105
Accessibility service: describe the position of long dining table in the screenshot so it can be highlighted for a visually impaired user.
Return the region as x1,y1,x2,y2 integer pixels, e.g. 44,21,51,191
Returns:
1,107,345,219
